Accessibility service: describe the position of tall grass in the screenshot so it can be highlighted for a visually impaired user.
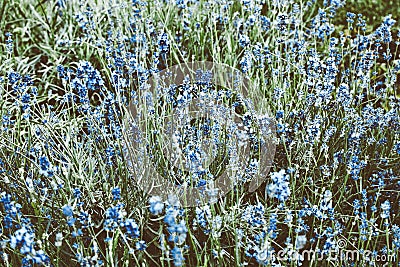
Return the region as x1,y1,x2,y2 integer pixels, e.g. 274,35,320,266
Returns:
0,0,400,266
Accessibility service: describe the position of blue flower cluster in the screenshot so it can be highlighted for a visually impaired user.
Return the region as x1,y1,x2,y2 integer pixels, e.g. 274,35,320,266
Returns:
266,169,291,202
0,192,50,266
149,197,188,266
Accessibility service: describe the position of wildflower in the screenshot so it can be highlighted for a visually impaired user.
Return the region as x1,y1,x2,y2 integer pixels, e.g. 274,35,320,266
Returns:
55,233,63,247
123,218,140,238
5,32,13,53
73,188,82,199
240,50,252,73
171,246,185,266
135,240,147,251
158,32,169,53
194,205,211,232
62,205,73,217
242,202,265,227
266,169,291,202
239,34,250,47
104,203,126,231
276,110,284,119
38,156,55,178
380,200,391,219
111,187,121,201
320,190,333,211
295,235,307,250
149,196,164,215
375,15,396,43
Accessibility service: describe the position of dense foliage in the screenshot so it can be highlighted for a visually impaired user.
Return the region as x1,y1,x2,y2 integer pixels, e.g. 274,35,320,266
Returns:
0,0,400,266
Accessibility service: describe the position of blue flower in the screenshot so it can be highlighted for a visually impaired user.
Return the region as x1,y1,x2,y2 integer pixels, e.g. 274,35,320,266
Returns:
171,246,185,266
135,240,147,251
393,142,400,154
239,34,250,47
73,188,82,199
168,220,187,244
266,169,291,202
112,187,121,201
38,156,55,177
8,71,21,84
123,218,140,238
62,205,73,217
149,196,164,215
380,200,391,219
104,203,126,231
276,110,284,119
295,235,308,249
242,202,265,227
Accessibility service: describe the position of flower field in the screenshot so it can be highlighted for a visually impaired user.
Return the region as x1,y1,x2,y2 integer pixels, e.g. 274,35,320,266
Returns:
1,0,400,266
